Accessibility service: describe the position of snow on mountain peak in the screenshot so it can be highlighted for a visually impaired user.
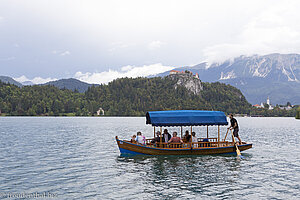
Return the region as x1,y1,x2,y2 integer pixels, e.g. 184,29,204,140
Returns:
219,71,236,80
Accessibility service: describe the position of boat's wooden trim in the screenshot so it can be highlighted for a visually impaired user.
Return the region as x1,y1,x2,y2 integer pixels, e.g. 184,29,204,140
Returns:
116,136,252,155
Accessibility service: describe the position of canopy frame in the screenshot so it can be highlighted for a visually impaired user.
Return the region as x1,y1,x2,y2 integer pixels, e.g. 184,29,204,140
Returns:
146,110,228,127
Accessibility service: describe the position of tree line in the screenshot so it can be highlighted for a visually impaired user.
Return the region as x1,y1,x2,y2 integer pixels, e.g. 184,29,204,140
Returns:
296,107,300,119
0,77,297,117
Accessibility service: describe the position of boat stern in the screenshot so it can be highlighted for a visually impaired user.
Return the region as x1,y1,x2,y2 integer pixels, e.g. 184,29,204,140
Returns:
115,136,147,155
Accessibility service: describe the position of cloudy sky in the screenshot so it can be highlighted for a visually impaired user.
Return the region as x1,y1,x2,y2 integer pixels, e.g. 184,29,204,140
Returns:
1,0,300,84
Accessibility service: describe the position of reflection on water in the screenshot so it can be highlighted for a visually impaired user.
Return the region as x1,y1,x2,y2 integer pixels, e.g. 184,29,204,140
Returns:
0,117,299,199
115,155,244,199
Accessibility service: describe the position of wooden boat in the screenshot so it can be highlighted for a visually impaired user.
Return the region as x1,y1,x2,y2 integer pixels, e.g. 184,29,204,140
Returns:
116,110,252,155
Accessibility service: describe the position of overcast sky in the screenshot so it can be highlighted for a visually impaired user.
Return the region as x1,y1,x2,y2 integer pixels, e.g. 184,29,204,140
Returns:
1,0,300,84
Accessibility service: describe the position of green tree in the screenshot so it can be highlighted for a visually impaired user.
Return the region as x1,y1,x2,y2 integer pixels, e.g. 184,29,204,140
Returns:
296,107,300,119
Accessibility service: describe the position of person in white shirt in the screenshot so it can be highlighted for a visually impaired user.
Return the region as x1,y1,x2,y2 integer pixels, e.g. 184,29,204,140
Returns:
191,132,198,147
136,131,145,145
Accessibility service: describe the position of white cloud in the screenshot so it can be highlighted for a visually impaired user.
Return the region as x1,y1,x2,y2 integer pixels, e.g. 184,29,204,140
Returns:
52,50,71,56
148,41,164,50
3,0,300,75
121,65,134,72
203,1,300,64
74,63,174,84
0,56,15,61
14,75,57,84
13,63,173,85
60,51,70,56
108,42,132,52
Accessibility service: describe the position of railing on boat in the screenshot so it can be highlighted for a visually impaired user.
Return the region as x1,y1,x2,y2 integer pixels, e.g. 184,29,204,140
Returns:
132,139,234,149
198,138,218,142
145,137,218,144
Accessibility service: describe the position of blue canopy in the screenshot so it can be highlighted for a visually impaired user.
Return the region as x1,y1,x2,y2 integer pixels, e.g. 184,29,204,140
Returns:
146,110,228,126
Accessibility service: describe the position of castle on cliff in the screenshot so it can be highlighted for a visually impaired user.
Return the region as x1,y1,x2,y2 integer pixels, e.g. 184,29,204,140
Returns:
169,70,199,79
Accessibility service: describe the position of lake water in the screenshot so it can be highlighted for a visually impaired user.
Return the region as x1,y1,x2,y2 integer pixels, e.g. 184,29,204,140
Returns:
0,117,299,199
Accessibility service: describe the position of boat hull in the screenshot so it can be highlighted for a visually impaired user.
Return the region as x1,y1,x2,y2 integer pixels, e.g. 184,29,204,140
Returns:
116,137,252,156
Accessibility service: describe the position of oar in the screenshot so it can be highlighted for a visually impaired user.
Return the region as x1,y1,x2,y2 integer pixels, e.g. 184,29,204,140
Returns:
223,129,229,141
231,129,244,159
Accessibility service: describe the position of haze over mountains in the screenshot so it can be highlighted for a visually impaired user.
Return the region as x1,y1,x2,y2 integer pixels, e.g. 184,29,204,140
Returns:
158,53,300,105
1,53,300,105
43,78,95,93
0,76,23,87
0,76,95,93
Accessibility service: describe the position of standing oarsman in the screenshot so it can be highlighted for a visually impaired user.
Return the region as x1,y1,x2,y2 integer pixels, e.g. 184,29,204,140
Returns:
228,114,242,145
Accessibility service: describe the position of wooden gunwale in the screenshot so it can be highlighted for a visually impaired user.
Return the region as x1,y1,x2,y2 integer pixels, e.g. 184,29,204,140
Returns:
116,136,252,155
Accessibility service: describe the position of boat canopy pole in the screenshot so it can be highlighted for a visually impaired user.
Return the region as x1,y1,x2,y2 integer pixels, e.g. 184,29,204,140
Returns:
218,125,220,147
160,127,162,145
207,125,209,138
191,126,193,146
181,126,183,138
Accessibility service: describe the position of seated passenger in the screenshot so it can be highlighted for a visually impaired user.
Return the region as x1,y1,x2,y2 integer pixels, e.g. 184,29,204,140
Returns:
151,131,161,144
183,130,191,142
136,131,146,145
168,132,183,143
202,138,211,147
131,135,136,143
191,132,198,147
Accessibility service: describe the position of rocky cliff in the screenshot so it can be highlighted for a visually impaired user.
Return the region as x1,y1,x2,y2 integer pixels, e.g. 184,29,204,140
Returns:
168,73,203,95
158,53,300,104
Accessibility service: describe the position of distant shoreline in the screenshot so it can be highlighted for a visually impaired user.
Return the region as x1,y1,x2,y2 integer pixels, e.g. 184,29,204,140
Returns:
0,115,142,117
0,115,297,118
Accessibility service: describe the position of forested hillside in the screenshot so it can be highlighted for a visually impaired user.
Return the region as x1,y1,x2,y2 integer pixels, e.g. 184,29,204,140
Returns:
0,76,252,116
1,76,296,116
42,78,96,93
85,76,251,116
0,82,90,116
296,107,300,119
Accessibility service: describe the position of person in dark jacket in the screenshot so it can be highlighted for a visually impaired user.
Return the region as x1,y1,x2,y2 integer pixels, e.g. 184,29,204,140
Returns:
151,131,161,144
228,114,242,145
162,129,171,143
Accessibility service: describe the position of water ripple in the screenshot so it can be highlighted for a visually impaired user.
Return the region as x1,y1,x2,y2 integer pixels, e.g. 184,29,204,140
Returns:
0,117,299,199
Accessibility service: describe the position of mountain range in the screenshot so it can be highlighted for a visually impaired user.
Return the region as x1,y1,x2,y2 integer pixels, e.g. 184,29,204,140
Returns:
0,76,95,93
42,78,96,93
0,75,252,116
0,76,23,87
158,53,300,105
1,53,300,105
